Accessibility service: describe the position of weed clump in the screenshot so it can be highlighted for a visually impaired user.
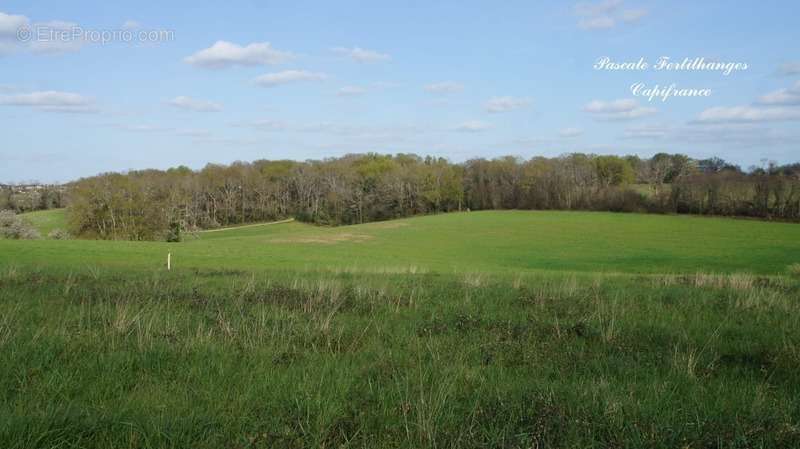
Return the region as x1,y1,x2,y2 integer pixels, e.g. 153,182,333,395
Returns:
47,228,71,240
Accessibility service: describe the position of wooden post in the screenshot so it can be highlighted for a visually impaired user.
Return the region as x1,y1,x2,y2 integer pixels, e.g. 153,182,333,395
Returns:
167,253,171,271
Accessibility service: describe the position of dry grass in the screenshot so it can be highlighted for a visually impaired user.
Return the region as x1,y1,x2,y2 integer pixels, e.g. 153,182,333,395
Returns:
653,272,761,291
2,265,19,281
270,233,373,244
0,304,20,347
462,273,486,288
2,263,800,448
361,221,410,229
692,272,754,290
326,265,427,275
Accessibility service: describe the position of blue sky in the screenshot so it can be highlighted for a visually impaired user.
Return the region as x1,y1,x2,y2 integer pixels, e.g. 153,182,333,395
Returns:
1,0,799,183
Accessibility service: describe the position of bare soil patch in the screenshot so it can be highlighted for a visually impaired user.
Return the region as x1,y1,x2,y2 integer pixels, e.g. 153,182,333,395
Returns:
270,233,374,244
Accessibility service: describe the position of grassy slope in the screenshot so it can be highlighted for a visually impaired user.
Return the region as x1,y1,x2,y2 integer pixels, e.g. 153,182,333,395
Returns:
2,211,800,447
1,210,799,275
18,208,67,235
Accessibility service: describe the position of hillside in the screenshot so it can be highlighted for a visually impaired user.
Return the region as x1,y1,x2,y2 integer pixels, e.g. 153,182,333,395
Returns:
2,210,798,275
2,210,800,448
19,208,67,235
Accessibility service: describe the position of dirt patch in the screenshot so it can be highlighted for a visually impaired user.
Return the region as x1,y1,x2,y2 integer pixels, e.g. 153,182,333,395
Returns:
362,221,409,229
270,233,373,244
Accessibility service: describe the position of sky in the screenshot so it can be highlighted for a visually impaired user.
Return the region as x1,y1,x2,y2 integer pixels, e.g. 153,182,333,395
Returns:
1,0,799,183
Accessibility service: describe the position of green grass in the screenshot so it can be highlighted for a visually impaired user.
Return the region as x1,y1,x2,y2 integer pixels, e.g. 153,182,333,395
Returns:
2,210,799,275
18,208,67,235
1,267,799,448
1,210,799,447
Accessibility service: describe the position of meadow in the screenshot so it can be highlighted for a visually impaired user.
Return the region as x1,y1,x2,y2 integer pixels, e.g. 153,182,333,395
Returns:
1,210,799,448
19,208,68,236
5,209,800,275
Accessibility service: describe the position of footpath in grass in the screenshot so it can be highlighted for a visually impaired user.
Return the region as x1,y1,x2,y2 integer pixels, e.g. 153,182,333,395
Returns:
199,218,295,233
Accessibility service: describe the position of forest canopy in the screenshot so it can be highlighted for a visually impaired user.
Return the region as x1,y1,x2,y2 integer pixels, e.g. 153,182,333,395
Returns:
60,153,800,241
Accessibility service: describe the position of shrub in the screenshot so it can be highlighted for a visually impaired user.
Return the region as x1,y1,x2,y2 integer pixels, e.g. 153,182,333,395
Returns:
165,221,182,242
0,210,16,228
48,228,72,240
0,210,40,240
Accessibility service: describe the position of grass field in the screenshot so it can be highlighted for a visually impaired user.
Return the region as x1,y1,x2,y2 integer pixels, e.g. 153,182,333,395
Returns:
18,208,67,236
4,210,800,275
2,211,799,448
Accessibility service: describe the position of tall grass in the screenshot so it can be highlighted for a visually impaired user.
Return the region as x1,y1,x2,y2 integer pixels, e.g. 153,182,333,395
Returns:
1,266,799,447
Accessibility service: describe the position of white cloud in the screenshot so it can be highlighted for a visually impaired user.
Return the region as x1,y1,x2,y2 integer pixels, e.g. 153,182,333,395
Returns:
485,96,531,113
695,105,800,123
337,86,367,97
584,99,636,113
681,124,800,148
559,127,583,138
0,90,96,113
253,70,327,87
2,12,151,55
0,13,87,55
757,81,800,106
583,99,656,120
28,20,87,54
578,16,616,30
573,1,647,30
184,41,294,69
621,122,800,150
0,11,29,37
692,80,800,124
574,0,622,16
452,120,491,132
332,46,390,63
168,96,222,112
424,81,464,94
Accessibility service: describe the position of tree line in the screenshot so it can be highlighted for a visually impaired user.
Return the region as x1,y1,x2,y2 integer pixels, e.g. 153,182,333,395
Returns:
0,185,66,213
63,153,800,240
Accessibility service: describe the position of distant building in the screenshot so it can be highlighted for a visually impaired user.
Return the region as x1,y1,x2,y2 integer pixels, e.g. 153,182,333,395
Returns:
0,184,66,194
